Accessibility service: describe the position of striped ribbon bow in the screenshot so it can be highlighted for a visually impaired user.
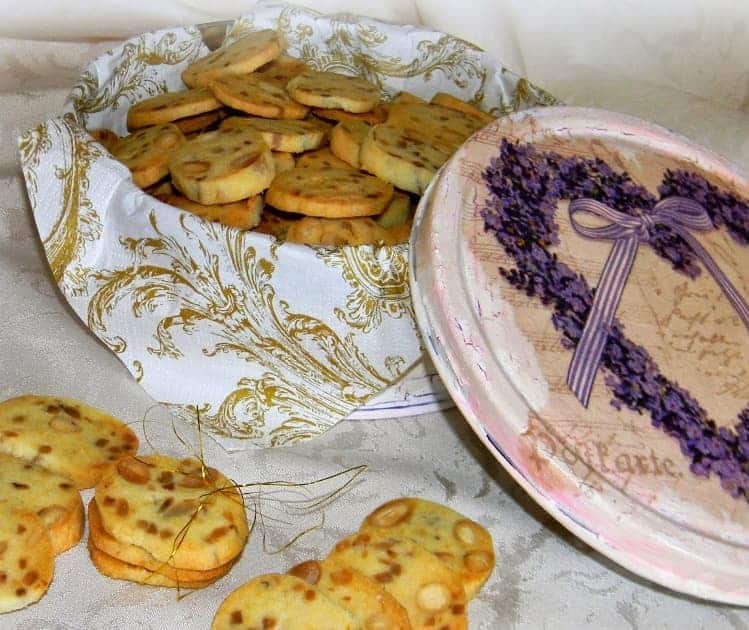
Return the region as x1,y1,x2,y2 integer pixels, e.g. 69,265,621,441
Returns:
566,196,749,408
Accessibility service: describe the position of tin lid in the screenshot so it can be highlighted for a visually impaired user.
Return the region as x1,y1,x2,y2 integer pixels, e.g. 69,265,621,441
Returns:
409,106,749,604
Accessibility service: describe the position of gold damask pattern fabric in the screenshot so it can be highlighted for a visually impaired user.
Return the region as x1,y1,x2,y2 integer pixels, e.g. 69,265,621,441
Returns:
19,6,552,447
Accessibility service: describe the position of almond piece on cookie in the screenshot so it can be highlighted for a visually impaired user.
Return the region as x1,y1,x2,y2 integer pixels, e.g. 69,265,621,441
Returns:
111,123,186,189
182,29,283,88
287,70,380,113
126,88,222,130
0,395,138,489
266,167,393,218
211,574,358,630
169,126,275,204
211,74,309,120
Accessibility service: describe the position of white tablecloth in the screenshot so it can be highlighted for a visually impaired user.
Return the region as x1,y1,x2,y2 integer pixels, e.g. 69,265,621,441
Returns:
2,2,748,628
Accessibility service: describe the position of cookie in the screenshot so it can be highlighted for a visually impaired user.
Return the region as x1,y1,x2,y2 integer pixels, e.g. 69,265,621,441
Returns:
111,123,186,189
255,55,309,83
182,29,283,88
173,109,227,135
211,74,309,120
359,124,449,194
295,148,352,170
326,532,468,630
386,103,484,152
0,454,83,555
386,221,413,244
360,498,495,599
0,395,139,489
87,539,217,589
94,455,248,572
272,151,296,174
157,193,263,230
211,573,358,630
286,216,394,247
126,88,222,130
87,500,232,585
430,92,494,124
287,70,380,113
0,505,54,614
169,126,274,204
266,167,393,218
89,128,120,151
221,116,329,153
253,208,299,241
289,559,411,630
390,91,427,106
375,191,412,229
329,120,370,169
312,103,388,125
146,179,175,197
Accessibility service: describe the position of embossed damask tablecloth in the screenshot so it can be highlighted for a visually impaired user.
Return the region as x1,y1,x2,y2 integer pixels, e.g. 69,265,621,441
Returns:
2,18,749,630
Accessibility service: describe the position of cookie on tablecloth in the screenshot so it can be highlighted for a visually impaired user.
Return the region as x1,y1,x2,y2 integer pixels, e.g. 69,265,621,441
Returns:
126,88,222,129
326,532,468,630
286,216,395,247
360,498,495,598
0,453,83,555
211,573,358,630
287,70,380,113
156,192,263,230
110,123,186,189
289,559,411,629
0,504,54,614
0,395,138,489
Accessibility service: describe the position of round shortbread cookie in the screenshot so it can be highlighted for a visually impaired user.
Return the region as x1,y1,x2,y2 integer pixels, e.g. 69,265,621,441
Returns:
429,92,495,124
255,55,309,83
157,193,263,230
326,532,468,630
360,498,495,599
272,151,296,174
111,123,186,189
211,74,309,120
287,70,380,113
95,455,247,572
182,29,283,88
286,216,395,247
126,88,222,130
296,148,352,170
0,395,138,489
221,116,329,153
88,500,233,584
330,120,370,169
266,167,393,218
289,559,411,630
254,209,299,241
173,109,227,135
169,126,274,204
0,453,83,555
375,191,412,229
89,128,120,151
386,103,484,153
0,505,54,614
312,103,389,125
211,573,358,630
360,124,449,195
87,538,218,589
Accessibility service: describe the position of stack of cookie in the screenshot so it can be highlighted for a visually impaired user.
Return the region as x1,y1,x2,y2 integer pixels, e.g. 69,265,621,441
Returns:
211,497,495,629
88,454,249,588
0,395,139,613
97,28,496,247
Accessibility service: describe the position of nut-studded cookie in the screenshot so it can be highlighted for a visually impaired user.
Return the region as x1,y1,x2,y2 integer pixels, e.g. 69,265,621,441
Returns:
360,498,495,599
110,123,186,189
330,119,370,169
254,209,299,241
327,532,467,630
390,91,427,106
312,103,389,125
157,193,263,230
173,109,227,135
386,103,484,153
0,395,138,489
0,453,83,555
0,505,54,614
169,126,274,204
94,455,247,572
286,216,395,247
211,573,358,630
182,29,283,88
289,559,411,630
266,167,393,218
295,148,352,170
221,116,329,153
360,124,449,195
287,70,380,113
89,128,120,151
430,92,494,124
375,191,412,229
211,74,309,119
272,151,296,174
255,55,309,83
126,88,222,130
